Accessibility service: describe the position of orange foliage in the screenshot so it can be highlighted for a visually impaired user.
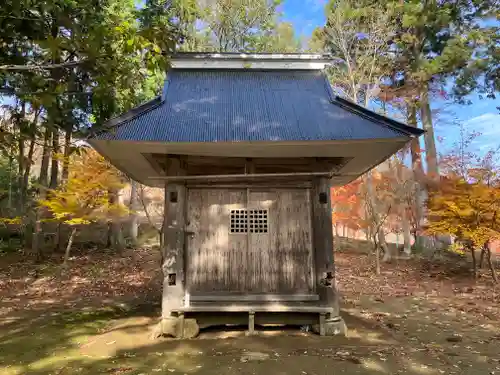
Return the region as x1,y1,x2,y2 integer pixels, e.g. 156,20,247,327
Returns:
427,126,500,248
331,160,414,237
331,179,364,231
426,174,500,247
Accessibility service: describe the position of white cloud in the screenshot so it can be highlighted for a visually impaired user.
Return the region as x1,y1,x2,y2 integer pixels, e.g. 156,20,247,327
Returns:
465,112,499,130
464,112,500,152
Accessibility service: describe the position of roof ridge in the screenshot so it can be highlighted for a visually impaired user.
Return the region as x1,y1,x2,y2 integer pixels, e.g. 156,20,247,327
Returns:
90,69,423,143
172,52,332,61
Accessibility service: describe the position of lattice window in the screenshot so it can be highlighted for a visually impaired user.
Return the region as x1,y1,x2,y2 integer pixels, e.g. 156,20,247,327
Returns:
230,209,268,233
249,209,268,233
230,209,248,233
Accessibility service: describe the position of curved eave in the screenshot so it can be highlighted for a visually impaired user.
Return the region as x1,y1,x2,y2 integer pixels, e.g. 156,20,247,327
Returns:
331,96,425,138
87,96,162,140
88,137,412,187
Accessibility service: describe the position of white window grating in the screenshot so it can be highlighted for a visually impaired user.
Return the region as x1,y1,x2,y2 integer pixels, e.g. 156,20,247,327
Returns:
249,209,268,233
230,209,248,233
230,209,268,233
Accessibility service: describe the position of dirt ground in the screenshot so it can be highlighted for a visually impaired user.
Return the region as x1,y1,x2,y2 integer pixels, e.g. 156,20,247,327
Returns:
1,246,500,375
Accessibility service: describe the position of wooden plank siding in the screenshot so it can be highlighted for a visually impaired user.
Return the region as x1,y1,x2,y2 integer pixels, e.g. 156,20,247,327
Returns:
273,189,314,294
185,188,314,297
186,189,246,293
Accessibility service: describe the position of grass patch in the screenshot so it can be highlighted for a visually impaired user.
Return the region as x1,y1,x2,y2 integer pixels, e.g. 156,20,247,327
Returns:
0,307,134,375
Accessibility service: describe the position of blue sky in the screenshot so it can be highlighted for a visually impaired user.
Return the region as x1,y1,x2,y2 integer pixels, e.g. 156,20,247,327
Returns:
281,0,327,37
281,0,500,156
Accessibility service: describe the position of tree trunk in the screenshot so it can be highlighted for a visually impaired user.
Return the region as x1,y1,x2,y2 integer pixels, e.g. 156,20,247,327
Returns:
374,235,381,275
108,187,125,252
19,109,40,211
31,125,52,259
486,245,497,283
408,102,424,180
39,126,51,189
470,245,477,280
394,156,412,256
61,129,72,183
365,171,388,267
31,211,42,262
21,137,35,210
380,228,391,262
63,227,77,267
129,181,139,245
49,128,59,189
402,212,412,256
7,153,13,212
479,245,486,268
112,222,125,251
55,222,65,253
17,130,25,210
106,222,112,248
159,225,165,269
407,102,425,250
420,85,439,180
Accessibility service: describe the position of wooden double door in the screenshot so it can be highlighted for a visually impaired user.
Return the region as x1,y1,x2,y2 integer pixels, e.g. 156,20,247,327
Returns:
185,188,314,296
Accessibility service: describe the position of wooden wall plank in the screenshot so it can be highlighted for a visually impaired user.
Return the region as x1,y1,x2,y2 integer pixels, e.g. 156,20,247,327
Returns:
186,188,247,293
274,189,313,294
248,191,276,292
161,157,186,317
312,177,339,314
229,190,247,292
186,186,314,297
186,188,202,294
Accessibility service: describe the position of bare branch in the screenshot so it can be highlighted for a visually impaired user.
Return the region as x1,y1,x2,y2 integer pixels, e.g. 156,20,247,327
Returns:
0,60,88,71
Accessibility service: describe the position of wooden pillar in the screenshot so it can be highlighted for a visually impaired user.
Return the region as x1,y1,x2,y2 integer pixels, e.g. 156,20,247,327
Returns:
312,177,339,316
319,313,326,336
162,157,186,319
248,311,255,335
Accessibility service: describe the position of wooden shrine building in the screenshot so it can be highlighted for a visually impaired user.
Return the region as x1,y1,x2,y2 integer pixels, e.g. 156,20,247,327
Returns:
89,53,424,338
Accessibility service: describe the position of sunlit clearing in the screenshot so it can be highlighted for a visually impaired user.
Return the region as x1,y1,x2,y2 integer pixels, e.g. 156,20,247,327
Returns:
402,358,438,374
362,359,389,373
30,349,82,371
347,329,390,344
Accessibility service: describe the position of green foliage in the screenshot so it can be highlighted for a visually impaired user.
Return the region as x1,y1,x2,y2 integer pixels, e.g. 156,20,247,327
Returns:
254,22,302,53
314,0,498,104
385,0,499,100
317,0,397,105
0,155,17,210
1,0,178,137
308,27,326,53
201,0,282,52
175,0,300,53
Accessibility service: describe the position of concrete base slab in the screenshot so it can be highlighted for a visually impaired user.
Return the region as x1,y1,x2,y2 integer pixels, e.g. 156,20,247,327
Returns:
151,317,200,339
312,316,347,336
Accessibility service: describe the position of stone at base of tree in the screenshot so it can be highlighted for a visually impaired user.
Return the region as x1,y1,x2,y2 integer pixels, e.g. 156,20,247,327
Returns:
150,317,200,339
312,316,347,336
240,352,270,362
446,334,463,343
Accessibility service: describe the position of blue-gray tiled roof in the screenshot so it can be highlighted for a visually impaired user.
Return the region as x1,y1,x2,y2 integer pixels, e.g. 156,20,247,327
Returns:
95,70,417,142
